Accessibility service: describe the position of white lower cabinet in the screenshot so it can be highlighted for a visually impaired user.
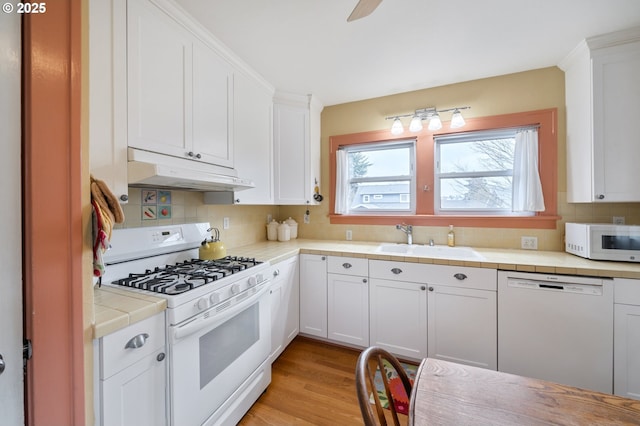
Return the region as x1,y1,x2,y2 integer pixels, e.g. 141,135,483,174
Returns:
270,256,300,363
614,278,640,400
369,260,428,361
94,312,167,426
327,256,369,347
299,254,328,338
426,265,497,370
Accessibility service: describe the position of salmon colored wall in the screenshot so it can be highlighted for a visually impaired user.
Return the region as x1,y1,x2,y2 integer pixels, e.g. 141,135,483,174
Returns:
22,2,86,425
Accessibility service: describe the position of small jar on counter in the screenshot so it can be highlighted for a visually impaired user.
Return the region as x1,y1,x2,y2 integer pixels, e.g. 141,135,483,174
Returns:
277,222,291,242
267,220,279,241
284,217,298,239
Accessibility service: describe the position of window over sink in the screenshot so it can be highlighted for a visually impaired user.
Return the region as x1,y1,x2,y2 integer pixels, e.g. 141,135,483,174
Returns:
329,109,559,229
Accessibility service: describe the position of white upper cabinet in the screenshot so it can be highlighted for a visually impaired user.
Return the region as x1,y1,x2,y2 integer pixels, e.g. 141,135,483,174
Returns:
127,0,233,168
89,0,129,203
560,26,640,202
273,92,324,205
233,71,275,204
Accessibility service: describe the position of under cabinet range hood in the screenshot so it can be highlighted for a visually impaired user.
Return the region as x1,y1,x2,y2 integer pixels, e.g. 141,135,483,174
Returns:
128,161,255,192
127,148,254,192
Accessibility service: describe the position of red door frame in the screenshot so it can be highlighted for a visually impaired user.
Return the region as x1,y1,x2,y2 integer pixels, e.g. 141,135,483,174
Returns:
22,1,86,425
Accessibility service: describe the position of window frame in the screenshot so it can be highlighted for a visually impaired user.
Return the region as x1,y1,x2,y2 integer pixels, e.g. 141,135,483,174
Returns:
329,108,559,229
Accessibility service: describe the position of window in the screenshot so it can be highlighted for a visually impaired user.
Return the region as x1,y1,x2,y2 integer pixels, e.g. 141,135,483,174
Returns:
336,140,416,214
329,109,558,229
434,129,533,215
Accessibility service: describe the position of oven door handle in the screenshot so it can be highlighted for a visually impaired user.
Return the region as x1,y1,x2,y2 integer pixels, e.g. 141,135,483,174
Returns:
171,281,270,342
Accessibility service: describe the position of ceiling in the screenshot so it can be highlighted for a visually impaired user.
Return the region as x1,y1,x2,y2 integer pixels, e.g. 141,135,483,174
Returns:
174,0,640,106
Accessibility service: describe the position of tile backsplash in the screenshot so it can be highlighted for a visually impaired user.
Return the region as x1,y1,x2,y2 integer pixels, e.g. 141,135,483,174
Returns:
118,188,640,252
119,188,280,249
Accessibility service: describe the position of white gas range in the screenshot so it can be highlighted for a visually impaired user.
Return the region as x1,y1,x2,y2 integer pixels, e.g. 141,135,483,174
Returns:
102,222,272,426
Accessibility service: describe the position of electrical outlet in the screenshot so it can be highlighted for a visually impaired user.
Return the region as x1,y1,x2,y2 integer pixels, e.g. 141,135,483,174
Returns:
521,236,538,250
267,214,272,223
613,216,625,225
223,217,230,230
346,230,352,241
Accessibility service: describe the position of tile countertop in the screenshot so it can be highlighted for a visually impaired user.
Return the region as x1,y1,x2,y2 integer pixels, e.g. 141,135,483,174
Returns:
93,239,640,339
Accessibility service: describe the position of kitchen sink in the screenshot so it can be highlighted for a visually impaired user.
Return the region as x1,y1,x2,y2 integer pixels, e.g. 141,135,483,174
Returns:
376,243,485,261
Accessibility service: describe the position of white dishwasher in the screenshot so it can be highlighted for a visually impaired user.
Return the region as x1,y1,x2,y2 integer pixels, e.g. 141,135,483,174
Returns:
498,271,613,393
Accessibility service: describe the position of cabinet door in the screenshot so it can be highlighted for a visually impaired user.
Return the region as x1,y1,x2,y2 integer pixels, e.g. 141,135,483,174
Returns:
592,42,640,202
89,0,128,203
127,0,191,158
101,348,167,426
369,278,427,360
327,273,369,347
273,103,309,204
269,257,299,363
614,303,640,400
192,39,234,168
427,285,497,370
234,72,274,204
299,254,327,338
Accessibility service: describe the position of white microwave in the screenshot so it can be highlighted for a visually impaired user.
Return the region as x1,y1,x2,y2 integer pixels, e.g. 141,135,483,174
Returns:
565,223,640,262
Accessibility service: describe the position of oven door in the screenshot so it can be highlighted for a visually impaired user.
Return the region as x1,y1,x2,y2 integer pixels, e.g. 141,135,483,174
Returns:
168,281,271,426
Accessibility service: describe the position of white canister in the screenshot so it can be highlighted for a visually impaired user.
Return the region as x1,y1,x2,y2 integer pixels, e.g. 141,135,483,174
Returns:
284,217,298,239
267,220,279,241
277,222,291,242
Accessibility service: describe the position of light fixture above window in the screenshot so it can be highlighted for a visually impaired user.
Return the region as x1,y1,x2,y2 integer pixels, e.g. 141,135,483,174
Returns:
385,106,470,135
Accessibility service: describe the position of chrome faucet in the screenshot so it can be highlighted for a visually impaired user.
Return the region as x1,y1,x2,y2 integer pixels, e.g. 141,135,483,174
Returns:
428,238,435,246
396,224,413,245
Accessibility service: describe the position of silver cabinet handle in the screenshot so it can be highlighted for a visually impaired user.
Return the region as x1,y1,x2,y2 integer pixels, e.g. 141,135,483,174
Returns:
321,256,326,261
391,268,403,275
421,286,426,291
454,273,467,280
596,194,605,200
342,262,352,269
0,354,5,375
273,269,280,277
428,286,434,291
119,194,129,202
362,278,368,283
125,333,149,350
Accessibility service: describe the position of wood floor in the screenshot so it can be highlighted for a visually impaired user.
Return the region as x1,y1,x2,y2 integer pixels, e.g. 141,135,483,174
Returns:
238,336,407,425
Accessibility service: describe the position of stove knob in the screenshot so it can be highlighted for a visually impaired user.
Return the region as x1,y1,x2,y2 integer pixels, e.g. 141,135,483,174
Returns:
196,297,209,311
209,293,220,305
248,276,257,287
231,284,240,295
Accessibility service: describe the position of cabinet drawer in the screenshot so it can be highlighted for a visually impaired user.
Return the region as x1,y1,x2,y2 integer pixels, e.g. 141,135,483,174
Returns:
100,312,165,379
369,260,430,283
328,256,368,276
427,265,497,291
615,278,640,305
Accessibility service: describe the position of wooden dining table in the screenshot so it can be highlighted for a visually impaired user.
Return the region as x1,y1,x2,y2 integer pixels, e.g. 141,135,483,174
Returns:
409,358,640,425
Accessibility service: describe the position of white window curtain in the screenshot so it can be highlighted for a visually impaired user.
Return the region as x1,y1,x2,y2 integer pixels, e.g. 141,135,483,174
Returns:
335,149,349,214
512,128,545,212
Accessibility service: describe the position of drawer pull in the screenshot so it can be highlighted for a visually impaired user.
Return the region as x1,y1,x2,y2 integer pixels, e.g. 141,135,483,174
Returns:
454,273,467,280
391,268,403,275
125,333,149,350
342,262,352,269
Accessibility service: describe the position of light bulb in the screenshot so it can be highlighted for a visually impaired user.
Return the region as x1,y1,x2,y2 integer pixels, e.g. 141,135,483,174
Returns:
390,117,404,135
428,113,442,131
450,109,466,128
409,115,423,132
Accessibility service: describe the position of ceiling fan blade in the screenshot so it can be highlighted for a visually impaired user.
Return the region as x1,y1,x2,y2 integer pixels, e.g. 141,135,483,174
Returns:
347,0,383,22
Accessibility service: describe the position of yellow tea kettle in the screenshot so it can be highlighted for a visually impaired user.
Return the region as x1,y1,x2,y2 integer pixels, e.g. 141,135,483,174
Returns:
199,227,227,260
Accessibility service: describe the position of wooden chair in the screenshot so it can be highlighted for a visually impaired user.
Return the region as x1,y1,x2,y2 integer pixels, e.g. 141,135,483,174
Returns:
355,346,413,426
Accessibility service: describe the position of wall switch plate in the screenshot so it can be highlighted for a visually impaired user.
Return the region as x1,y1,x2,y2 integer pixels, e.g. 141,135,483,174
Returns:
613,216,625,225
346,230,352,241
521,236,538,250
267,214,272,223
223,217,230,229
